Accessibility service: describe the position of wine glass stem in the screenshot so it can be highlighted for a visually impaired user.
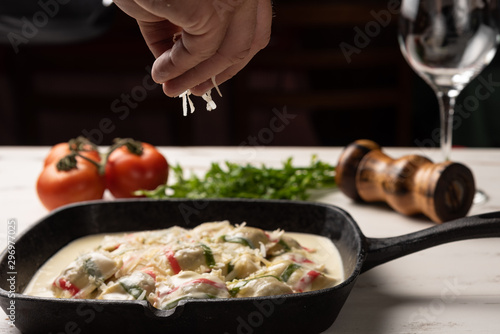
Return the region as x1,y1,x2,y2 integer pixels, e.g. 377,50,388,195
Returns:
436,90,457,162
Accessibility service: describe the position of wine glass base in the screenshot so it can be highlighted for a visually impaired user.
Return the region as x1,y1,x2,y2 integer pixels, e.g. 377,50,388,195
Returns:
473,189,489,205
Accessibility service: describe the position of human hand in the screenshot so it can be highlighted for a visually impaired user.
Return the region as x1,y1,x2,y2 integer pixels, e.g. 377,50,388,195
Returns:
113,0,273,97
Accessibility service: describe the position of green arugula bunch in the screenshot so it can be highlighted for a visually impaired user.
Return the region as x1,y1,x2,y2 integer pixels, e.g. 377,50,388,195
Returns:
136,155,336,200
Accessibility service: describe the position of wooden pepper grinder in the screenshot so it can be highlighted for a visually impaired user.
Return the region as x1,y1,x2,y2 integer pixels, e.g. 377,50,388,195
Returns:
335,139,476,223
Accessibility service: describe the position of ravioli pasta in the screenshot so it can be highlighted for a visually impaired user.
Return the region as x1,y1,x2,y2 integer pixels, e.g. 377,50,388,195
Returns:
51,221,341,310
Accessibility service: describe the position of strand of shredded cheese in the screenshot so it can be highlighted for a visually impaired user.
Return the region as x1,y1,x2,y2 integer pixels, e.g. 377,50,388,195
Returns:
178,76,221,116
179,90,196,116
202,91,216,111
211,76,222,97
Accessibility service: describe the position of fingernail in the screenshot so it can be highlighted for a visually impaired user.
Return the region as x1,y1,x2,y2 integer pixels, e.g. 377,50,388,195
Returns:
163,82,184,98
152,70,168,84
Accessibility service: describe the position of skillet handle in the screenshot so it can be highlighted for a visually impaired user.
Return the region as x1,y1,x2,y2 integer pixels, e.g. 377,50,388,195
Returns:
361,211,500,273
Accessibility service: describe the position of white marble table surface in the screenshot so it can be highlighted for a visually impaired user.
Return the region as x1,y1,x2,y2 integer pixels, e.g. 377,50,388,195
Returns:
0,146,499,333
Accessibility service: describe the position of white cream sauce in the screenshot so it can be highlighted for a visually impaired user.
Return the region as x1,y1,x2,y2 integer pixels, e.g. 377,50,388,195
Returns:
24,234,107,297
24,231,344,297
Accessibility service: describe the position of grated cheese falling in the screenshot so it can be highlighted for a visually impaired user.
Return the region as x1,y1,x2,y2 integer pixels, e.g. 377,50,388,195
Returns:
211,76,223,97
178,76,222,116
202,91,216,111
179,90,196,116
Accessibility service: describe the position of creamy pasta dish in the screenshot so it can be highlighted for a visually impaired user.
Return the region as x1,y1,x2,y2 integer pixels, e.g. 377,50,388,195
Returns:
25,221,343,310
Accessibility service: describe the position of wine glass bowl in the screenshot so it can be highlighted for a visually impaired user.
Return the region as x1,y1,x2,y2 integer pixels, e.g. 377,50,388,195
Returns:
398,0,500,161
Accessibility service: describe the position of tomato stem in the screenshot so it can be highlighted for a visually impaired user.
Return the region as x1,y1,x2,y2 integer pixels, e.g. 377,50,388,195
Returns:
56,154,79,171
68,136,98,153
76,153,105,174
98,138,143,173
115,138,143,156
54,136,104,174
55,137,143,176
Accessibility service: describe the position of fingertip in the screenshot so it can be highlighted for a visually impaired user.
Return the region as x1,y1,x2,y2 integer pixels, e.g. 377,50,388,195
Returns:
162,84,176,98
188,82,213,96
162,81,186,98
151,58,168,84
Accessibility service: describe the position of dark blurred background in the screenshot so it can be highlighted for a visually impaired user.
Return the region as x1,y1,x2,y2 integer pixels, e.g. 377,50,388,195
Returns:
0,0,499,147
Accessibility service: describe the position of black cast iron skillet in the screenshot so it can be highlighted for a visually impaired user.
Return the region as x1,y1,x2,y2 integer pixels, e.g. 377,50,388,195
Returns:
1,199,499,334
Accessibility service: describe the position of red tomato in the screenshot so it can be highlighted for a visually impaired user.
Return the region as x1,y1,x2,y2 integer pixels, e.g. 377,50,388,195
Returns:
105,143,169,198
37,162,106,210
44,142,100,167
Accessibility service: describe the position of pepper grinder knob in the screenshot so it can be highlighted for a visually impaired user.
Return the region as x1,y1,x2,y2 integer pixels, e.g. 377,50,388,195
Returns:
335,139,476,223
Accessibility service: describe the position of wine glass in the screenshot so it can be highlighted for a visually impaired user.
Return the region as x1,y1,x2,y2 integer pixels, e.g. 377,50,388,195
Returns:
399,0,499,161
399,0,499,203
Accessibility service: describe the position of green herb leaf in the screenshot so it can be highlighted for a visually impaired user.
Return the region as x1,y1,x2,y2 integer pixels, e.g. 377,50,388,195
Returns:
137,155,336,200
200,243,216,267
280,263,301,282
278,239,292,252
83,258,102,280
221,235,255,249
227,262,234,274
119,281,144,300
228,275,282,297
